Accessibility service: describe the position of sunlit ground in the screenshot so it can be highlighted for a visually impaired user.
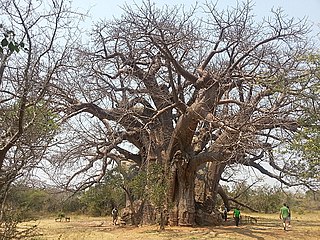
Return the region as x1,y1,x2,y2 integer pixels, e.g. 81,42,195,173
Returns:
21,211,320,240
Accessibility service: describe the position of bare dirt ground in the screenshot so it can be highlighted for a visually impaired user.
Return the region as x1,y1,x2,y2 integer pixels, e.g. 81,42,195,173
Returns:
23,211,320,240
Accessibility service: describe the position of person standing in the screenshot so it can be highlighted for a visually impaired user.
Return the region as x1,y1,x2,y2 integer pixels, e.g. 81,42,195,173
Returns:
233,207,241,226
279,203,290,230
111,207,118,225
223,207,228,221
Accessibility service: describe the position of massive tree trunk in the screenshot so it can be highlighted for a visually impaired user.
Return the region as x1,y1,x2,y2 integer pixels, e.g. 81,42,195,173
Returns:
169,151,196,226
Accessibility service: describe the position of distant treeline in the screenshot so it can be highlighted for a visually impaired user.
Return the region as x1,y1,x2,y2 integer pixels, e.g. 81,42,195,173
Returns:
6,182,320,218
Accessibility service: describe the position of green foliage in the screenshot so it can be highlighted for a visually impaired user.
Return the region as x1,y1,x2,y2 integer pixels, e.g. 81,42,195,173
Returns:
125,163,168,229
6,186,50,216
278,53,320,188
302,190,320,211
250,186,283,213
60,196,84,213
226,182,305,213
0,208,38,240
0,101,59,148
22,189,48,212
24,103,60,142
145,163,168,209
5,185,86,217
79,180,125,216
289,132,320,181
128,170,147,199
288,114,320,184
126,163,168,209
290,125,320,169
1,185,40,239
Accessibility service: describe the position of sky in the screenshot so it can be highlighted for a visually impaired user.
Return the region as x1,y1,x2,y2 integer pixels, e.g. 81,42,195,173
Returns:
72,0,320,30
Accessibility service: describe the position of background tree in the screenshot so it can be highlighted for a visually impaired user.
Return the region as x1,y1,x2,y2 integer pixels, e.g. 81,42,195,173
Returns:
0,0,82,237
51,0,319,226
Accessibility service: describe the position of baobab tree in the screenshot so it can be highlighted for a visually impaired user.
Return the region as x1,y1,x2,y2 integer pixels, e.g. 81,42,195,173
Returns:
53,1,319,226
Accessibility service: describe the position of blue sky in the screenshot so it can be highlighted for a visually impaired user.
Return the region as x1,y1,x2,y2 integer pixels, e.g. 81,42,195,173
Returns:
72,0,320,29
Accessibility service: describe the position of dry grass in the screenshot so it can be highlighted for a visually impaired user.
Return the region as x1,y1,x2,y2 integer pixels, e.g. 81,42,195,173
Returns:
22,211,320,240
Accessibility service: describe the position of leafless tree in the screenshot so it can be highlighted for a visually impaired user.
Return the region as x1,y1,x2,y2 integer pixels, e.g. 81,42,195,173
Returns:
53,0,319,226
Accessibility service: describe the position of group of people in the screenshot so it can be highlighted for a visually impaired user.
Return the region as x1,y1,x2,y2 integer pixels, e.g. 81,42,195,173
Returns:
222,206,241,226
222,203,291,230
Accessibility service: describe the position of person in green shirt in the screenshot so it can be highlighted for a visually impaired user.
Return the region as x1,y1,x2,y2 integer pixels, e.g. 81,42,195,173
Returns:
279,203,290,230
233,207,241,226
